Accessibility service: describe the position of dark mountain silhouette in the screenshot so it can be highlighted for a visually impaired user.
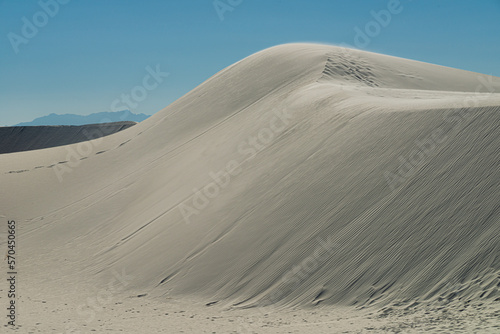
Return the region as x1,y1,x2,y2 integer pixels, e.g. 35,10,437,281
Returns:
15,110,150,126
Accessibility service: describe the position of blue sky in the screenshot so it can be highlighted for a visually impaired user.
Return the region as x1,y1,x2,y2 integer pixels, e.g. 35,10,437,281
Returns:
1,0,499,126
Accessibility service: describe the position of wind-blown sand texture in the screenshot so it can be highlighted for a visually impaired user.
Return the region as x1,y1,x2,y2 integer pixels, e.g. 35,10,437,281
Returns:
1,44,499,333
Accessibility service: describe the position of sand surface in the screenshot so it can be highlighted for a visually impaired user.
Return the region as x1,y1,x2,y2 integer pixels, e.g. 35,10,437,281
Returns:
1,44,500,333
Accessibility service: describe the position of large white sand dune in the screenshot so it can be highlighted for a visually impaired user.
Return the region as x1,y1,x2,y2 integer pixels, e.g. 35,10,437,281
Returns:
1,44,500,332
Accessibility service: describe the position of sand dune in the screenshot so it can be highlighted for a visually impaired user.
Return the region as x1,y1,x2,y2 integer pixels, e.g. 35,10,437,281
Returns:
0,121,136,154
1,44,500,333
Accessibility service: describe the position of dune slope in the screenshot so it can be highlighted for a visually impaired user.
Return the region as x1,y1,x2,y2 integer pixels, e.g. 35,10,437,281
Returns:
1,44,500,328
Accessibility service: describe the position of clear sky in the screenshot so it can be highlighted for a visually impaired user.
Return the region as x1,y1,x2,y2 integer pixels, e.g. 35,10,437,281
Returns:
1,0,499,126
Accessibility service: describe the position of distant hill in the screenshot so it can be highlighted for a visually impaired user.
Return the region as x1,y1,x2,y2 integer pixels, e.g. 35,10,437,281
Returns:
0,122,137,154
15,110,150,126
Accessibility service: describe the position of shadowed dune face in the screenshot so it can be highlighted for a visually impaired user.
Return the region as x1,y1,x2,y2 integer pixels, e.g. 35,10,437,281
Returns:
1,44,500,313
0,122,137,154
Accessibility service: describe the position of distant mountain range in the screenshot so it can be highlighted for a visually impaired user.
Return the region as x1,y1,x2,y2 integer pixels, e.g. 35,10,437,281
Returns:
15,110,150,126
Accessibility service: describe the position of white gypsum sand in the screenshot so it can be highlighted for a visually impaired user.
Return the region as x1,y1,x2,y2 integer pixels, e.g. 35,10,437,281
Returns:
1,44,500,333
